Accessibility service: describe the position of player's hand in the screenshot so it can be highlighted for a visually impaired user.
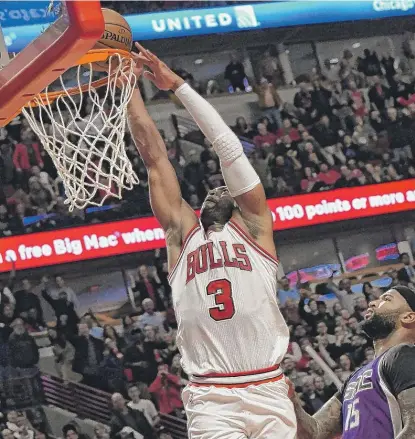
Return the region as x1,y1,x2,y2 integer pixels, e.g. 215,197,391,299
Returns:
134,42,185,91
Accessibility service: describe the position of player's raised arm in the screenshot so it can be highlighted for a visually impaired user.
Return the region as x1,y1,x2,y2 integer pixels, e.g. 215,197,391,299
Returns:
135,44,274,255
126,70,197,270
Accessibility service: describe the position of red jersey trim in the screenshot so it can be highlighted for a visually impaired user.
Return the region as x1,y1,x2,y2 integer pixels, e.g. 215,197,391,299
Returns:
168,224,200,283
193,363,280,379
228,220,279,267
190,373,284,389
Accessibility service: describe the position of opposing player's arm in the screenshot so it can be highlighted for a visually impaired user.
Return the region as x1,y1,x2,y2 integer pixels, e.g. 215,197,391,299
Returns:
291,392,343,439
127,88,197,269
381,344,415,438
397,388,415,438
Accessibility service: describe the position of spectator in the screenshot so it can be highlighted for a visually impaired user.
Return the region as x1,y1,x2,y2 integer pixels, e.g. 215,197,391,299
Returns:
170,353,189,387
183,150,203,197
13,129,43,189
269,155,301,189
0,205,20,237
149,364,184,417
0,141,15,185
255,78,283,128
127,384,160,427
139,299,166,334
300,375,326,415
8,318,39,368
224,53,247,92
52,275,80,312
300,167,322,193
276,119,301,142
13,279,44,329
349,80,367,117
386,107,413,162
124,334,158,384
334,165,361,188
315,321,335,345
317,163,340,186
253,123,277,149
110,393,155,439
92,424,110,439
103,325,126,351
320,58,340,83
311,79,332,116
368,76,390,112
311,115,345,166
41,278,79,336
48,327,77,382
232,117,255,139
122,315,140,346
258,48,280,84
397,252,415,284
327,279,365,314
62,423,90,439
72,323,104,388
101,338,126,393
358,49,382,78
294,83,313,113
130,266,165,312
313,375,336,403
338,353,355,382
277,277,300,305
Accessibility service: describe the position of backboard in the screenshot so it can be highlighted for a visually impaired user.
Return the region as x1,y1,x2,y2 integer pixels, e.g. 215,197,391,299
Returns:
0,0,105,127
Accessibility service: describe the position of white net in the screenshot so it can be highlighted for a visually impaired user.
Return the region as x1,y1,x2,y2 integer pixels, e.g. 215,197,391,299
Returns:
22,52,139,211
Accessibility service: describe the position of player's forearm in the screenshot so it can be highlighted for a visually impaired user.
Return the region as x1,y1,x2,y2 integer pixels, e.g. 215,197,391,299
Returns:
291,394,319,439
292,394,342,439
174,83,230,145
127,89,167,167
397,389,415,439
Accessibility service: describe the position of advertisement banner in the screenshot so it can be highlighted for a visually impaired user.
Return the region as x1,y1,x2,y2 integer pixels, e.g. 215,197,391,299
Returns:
3,1,415,53
0,180,414,273
0,1,55,28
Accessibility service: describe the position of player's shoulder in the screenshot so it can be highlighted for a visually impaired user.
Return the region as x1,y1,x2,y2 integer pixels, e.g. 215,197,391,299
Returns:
380,343,415,397
382,343,415,367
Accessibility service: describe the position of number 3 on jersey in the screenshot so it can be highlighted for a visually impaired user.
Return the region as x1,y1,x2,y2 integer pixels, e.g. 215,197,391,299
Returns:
206,279,235,321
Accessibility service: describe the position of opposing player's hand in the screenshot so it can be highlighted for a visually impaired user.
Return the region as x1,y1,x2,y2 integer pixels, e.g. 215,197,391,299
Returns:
134,42,185,91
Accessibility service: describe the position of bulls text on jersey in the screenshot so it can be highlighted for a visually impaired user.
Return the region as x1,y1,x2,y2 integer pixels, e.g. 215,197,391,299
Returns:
186,241,252,283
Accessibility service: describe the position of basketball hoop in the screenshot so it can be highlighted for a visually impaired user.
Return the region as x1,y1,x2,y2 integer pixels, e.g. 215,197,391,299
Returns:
22,48,139,210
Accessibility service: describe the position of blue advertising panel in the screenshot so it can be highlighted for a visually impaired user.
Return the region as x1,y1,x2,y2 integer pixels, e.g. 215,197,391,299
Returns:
3,1,415,53
0,1,57,28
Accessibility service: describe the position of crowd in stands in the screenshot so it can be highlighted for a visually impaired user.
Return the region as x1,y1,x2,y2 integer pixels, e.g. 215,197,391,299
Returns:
1,246,414,430
2,39,415,237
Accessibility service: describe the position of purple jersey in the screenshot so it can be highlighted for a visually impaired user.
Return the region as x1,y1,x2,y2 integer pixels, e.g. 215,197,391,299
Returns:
339,344,415,439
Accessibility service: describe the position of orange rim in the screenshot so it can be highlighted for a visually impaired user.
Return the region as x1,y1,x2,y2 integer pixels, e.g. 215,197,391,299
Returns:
25,48,134,108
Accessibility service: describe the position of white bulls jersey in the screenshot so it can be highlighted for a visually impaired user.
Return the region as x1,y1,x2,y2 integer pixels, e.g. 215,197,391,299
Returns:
168,219,289,385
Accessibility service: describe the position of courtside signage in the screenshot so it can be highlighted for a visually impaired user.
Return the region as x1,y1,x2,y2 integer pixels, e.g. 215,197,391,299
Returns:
3,1,415,52
0,180,414,272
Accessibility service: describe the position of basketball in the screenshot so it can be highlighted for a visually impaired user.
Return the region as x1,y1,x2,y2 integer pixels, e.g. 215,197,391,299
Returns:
92,9,133,71
95,9,132,52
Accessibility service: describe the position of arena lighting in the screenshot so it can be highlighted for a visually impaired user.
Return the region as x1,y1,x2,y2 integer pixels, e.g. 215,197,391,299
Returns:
3,1,415,52
0,180,415,273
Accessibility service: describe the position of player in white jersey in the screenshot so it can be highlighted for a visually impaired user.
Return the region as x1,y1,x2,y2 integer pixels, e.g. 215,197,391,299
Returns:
126,43,296,439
